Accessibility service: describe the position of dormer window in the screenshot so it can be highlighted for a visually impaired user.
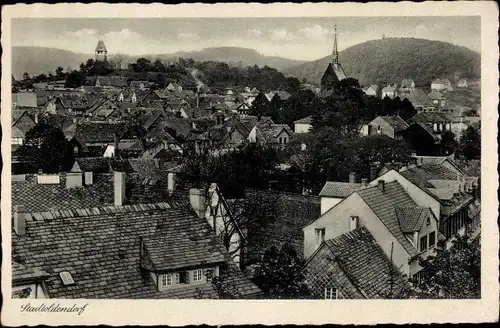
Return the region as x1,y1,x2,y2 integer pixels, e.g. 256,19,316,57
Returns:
161,273,173,287
325,287,339,299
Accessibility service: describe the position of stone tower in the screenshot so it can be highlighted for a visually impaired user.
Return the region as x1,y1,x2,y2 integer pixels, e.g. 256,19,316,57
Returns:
320,23,347,94
95,40,108,62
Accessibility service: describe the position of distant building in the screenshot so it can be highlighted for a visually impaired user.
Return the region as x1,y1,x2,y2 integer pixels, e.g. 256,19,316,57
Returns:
320,23,347,94
400,79,415,92
95,40,108,62
294,115,313,134
431,79,453,92
457,79,468,88
361,115,409,139
381,85,397,99
362,85,379,98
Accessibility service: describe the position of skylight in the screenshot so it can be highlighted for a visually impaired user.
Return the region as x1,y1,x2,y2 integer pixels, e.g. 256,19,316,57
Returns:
59,271,75,286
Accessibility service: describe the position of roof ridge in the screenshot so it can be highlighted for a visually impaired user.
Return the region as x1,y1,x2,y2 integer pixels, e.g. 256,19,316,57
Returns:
23,202,174,222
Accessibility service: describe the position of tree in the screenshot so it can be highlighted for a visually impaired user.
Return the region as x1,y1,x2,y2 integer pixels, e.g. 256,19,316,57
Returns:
250,93,270,117
253,243,311,299
459,126,481,160
439,131,458,156
55,66,64,79
22,72,30,81
409,234,480,299
19,123,74,173
152,59,166,73
65,70,85,88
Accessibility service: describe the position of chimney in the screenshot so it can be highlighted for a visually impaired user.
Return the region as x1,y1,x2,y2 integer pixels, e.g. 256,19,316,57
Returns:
378,180,385,192
369,166,378,181
167,172,176,194
114,171,126,206
361,178,368,187
14,205,26,236
189,188,206,218
113,133,118,158
349,172,357,183
349,216,359,231
34,112,39,124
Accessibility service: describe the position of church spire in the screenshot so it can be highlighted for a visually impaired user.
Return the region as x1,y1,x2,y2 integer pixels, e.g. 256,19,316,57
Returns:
332,22,339,65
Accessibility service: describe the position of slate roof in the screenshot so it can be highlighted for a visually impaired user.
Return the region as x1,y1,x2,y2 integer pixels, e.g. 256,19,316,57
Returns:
319,182,363,198
12,203,261,299
12,261,50,284
395,206,430,233
306,227,407,299
378,116,409,132
73,157,114,173
95,40,107,52
356,181,419,257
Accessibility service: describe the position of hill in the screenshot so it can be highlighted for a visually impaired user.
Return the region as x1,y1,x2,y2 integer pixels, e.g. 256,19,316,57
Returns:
283,38,481,87
12,46,305,80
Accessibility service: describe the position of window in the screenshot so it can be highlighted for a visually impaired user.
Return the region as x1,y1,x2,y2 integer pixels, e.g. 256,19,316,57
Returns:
278,137,282,144
420,235,428,252
205,269,213,280
193,269,203,282
161,273,173,287
426,217,431,226
429,231,436,248
324,287,339,299
315,228,326,246
377,125,381,133
177,271,190,284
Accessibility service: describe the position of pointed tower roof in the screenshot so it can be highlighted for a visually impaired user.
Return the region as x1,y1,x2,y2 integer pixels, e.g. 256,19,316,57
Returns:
332,23,339,65
95,40,107,52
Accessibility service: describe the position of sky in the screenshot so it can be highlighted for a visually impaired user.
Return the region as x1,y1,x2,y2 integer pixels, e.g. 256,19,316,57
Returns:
11,16,481,61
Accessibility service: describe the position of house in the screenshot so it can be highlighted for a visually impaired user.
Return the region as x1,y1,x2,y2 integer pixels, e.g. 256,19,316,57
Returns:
457,79,468,88
303,227,407,299
129,81,152,91
319,173,365,214
70,122,126,156
427,90,446,108
400,79,415,92
166,82,183,92
12,110,37,145
12,92,37,109
303,180,441,279
431,79,454,92
12,261,51,299
11,191,262,299
409,112,469,140
361,115,409,139
294,116,313,134
87,98,121,119
381,85,397,99
399,89,435,112
362,85,379,98
371,167,477,245
248,120,295,145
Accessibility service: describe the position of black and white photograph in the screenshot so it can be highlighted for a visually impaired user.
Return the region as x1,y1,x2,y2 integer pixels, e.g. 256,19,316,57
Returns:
1,2,498,325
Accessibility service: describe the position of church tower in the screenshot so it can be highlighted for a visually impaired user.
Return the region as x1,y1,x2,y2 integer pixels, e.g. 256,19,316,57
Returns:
320,23,347,95
95,40,108,62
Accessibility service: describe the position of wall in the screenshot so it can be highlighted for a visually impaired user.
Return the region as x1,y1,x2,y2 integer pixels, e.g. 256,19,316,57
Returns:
12,283,46,299
371,170,441,219
320,197,343,215
294,123,312,134
368,117,396,139
303,193,411,275
410,212,440,275
248,127,257,143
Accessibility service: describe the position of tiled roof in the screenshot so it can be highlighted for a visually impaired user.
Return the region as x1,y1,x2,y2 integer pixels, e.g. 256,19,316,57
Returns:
319,182,363,198
395,206,429,233
400,89,433,107
243,189,321,261
378,116,409,132
410,112,463,124
400,164,459,189
257,123,294,143
143,233,226,271
321,227,407,298
12,203,261,299
12,261,50,283
73,122,125,144
356,181,418,257
12,174,114,212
